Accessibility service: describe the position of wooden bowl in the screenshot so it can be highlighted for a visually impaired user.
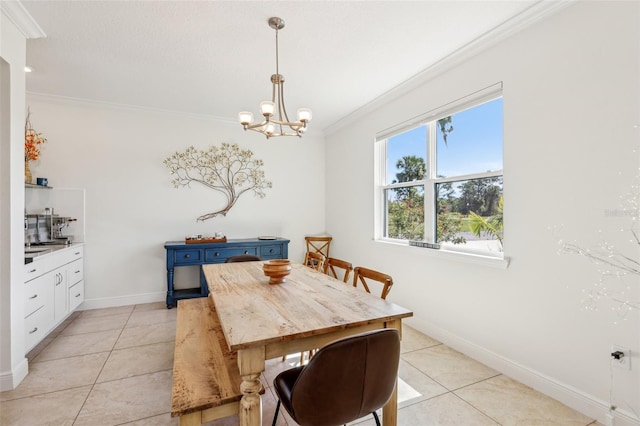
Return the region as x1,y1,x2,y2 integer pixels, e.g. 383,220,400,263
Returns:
263,259,292,284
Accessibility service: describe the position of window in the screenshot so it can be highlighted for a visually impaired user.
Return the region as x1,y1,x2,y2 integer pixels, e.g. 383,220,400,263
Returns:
375,86,503,257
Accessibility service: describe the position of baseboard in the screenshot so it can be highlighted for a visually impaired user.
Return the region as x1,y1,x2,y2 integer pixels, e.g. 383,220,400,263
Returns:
0,357,28,392
78,291,165,311
410,320,640,426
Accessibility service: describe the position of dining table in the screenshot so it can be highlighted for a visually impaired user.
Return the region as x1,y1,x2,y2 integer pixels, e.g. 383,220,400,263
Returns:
202,261,414,426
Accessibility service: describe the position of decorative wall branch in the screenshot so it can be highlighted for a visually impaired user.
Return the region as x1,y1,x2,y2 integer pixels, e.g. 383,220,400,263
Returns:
164,143,272,221
556,174,639,322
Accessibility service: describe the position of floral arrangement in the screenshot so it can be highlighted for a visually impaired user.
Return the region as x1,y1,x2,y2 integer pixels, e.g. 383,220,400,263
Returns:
25,108,47,162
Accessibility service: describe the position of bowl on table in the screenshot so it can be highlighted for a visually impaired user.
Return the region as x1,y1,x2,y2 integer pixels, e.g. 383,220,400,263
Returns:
262,259,292,284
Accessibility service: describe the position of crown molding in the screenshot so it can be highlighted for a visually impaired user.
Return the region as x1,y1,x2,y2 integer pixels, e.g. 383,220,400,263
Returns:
26,91,237,124
324,0,577,136
0,1,46,39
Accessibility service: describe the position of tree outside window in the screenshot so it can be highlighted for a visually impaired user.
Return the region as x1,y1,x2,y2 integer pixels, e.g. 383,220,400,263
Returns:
379,95,503,255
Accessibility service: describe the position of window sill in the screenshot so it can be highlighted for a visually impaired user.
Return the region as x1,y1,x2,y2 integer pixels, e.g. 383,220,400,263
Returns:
375,239,510,269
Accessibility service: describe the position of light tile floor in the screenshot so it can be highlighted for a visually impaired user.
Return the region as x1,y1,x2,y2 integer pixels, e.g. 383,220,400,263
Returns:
0,301,599,426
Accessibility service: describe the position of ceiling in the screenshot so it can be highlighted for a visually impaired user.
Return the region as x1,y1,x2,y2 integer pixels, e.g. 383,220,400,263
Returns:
21,1,549,134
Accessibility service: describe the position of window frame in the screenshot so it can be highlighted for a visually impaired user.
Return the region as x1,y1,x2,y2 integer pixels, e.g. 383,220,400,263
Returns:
374,83,506,265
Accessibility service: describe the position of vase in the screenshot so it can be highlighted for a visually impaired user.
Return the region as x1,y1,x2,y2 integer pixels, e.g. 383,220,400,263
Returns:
25,161,32,184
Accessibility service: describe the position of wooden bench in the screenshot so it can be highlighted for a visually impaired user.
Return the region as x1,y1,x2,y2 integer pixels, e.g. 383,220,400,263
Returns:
171,297,245,425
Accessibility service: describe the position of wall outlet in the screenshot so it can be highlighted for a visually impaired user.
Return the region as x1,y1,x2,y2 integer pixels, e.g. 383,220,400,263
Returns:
611,345,631,370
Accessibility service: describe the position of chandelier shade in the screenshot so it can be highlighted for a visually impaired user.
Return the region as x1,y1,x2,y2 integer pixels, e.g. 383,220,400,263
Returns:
238,17,311,139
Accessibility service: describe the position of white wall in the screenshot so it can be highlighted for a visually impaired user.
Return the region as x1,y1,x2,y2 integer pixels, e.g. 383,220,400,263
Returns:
325,2,639,425
0,5,29,391
23,98,326,307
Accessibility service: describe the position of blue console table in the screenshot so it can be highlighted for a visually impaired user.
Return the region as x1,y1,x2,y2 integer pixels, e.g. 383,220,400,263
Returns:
164,238,290,308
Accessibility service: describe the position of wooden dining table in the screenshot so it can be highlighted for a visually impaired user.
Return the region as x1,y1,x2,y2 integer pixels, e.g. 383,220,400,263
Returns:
202,261,413,426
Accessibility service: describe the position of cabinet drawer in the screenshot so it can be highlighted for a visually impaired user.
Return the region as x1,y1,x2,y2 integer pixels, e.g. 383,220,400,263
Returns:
260,244,283,258
24,275,50,317
68,280,84,312
68,259,84,285
205,247,258,262
173,249,202,265
25,304,54,352
24,262,44,282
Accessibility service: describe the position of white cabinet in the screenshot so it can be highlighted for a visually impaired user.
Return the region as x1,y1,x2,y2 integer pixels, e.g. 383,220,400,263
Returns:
24,274,54,351
23,245,84,352
53,267,67,323
67,258,84,312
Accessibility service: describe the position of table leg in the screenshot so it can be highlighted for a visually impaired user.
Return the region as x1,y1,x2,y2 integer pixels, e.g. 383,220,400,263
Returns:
382,318,401,426
382,380,398,426
237,346,265,426
179,411,201,426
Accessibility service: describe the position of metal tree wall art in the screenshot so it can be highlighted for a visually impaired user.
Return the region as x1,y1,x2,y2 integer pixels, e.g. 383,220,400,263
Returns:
164,143,272,221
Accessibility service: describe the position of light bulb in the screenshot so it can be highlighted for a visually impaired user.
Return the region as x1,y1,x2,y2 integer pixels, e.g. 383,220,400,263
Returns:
238,112,254,125
266,123,275,134
297,108,312,122
260,101,275,116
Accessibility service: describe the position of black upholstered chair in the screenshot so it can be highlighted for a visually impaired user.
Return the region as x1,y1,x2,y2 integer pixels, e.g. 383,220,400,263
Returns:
272,328,401,426
224,254,261,263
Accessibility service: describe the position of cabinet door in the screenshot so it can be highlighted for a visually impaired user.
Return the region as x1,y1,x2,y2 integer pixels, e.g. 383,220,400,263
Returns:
53,268,68,323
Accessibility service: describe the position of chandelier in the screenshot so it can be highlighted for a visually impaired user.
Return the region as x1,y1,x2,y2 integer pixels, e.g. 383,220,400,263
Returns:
238,17,312,139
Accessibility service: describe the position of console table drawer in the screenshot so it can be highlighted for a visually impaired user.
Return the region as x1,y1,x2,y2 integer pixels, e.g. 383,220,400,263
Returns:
173,250,202,265
205,247,258,262
260,244,283,258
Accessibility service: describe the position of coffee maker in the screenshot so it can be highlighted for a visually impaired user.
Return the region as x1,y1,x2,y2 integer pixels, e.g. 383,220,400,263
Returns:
25,207,76,245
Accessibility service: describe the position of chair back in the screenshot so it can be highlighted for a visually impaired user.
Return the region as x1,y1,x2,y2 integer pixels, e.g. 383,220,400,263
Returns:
352,266,394,300
304,251,326,272
224,254,261,263
324,257,353,283
305,236,332,259
290,329,400,426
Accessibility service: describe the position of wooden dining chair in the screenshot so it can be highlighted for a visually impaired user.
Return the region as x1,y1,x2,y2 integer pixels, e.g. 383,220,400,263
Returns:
304,236,332,259
304,251,326,272
352,267,394,300
324,257,353,283
224,254,261,263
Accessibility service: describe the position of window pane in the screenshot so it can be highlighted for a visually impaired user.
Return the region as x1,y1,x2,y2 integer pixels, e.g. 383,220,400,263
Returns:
387,126,427,185
385,186,424,240
436,98,503,178
436,177,503,252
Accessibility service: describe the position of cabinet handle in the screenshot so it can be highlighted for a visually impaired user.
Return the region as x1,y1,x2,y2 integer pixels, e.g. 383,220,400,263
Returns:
215,252,220,257
269,249,274,254
29,327,38,334
244,251,249,254
75,270,80,274
75,293,81,298
184,254,190,259
28,268,36,273
74,252,80,255
29,294,38,299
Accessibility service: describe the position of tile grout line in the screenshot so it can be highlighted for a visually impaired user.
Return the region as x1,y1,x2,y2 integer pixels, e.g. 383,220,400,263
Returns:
71,306,137,425
448,390,504,425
